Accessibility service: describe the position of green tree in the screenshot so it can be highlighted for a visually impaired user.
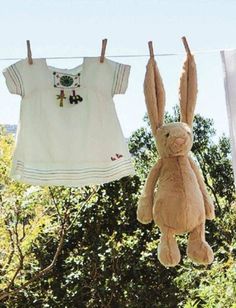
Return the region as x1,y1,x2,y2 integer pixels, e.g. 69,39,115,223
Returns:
0,108,235,307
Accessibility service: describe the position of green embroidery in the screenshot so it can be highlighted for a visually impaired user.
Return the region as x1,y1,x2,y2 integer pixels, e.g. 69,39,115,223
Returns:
60,75,74,87
53,72,82,107
53,72,81,89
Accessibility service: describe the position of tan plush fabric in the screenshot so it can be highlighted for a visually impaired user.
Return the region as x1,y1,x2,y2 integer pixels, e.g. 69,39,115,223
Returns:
179,54,198,126
144,57,166,132
137,54,215,267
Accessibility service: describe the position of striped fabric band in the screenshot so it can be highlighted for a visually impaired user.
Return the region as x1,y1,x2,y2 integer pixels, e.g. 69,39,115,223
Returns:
7,64,24,96
14,159,134,184
112,64,129,95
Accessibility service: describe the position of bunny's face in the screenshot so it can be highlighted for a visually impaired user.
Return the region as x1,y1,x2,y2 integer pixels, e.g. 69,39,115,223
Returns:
155,122,193,158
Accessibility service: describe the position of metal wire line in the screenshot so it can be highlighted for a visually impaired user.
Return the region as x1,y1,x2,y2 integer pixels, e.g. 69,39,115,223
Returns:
0,48,230,61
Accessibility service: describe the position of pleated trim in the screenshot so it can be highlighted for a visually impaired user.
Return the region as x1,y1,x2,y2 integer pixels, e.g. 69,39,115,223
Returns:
11,159,135,187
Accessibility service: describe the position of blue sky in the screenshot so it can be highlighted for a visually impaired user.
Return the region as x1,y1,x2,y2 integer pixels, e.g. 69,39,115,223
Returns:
0,0,235,137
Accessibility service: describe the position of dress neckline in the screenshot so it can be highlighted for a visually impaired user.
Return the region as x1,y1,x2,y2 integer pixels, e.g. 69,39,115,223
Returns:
43,57,85,75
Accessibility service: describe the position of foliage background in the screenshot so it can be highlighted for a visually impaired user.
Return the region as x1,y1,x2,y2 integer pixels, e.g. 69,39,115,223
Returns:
0,109,235,307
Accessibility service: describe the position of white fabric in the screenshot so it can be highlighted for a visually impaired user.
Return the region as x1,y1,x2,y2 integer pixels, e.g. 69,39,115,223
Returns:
221,50,236,186
3,57,135,187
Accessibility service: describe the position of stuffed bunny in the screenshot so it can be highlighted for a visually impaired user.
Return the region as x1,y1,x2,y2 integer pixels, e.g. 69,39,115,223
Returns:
137,52,215,267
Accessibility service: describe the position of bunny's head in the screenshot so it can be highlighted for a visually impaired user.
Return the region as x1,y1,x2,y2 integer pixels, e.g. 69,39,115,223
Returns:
155,122,192,158
144,54,197,158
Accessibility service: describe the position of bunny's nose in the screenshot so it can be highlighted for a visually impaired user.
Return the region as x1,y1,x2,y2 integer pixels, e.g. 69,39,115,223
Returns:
174,137,185,145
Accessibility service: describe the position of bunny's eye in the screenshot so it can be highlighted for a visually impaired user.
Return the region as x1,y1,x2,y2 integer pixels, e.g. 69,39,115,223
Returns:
165,133,170,138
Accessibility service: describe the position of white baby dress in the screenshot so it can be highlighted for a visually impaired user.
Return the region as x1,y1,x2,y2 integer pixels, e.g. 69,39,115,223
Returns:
3,57,135,187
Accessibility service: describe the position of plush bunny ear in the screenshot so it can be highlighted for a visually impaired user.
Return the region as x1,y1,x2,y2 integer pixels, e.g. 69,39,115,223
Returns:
179,53,198,127
144,57,166,135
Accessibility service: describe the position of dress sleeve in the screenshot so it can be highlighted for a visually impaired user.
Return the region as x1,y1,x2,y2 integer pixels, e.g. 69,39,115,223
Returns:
110,61,131,95
2,61,25,96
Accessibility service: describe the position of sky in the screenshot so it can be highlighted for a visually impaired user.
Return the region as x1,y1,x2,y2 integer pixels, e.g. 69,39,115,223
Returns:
0,0,235,138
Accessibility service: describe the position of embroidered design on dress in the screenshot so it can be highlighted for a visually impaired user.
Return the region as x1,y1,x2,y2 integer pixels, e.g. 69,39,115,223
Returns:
56,90,66,107
53,72,81,89
69,90,83,104
53,72,83,107
111,153,123,161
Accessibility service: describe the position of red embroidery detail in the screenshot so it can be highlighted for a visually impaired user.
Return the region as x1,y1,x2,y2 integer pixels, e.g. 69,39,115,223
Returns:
116,154,123,159
111,154,123,161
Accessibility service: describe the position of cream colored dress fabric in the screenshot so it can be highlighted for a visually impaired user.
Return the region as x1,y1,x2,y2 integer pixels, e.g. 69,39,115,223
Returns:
3,57,135,187
221,50,236,186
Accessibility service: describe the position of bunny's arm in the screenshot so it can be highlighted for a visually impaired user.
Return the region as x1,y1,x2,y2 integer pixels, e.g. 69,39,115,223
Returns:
188,157,215,220
137,159,162,224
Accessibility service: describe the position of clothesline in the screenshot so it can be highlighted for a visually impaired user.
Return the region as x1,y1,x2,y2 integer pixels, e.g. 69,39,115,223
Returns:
0,48,231,61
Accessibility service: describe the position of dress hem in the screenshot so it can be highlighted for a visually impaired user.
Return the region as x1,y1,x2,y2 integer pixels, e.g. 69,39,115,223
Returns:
10,169,135,187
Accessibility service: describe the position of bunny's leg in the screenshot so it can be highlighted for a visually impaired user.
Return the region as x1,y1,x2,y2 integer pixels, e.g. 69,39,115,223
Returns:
158,227,181,267
187,223,214,265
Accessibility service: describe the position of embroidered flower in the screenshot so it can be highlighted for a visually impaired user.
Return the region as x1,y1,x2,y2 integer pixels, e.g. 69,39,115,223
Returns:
53,72,81,89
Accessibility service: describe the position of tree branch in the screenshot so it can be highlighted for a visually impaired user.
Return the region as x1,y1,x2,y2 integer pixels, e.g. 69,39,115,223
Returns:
68,187,98,230
0,209,69,302
20,221,26,242
49,187,63,224
4,220,15,269
6,206,25,291
0,186,96,303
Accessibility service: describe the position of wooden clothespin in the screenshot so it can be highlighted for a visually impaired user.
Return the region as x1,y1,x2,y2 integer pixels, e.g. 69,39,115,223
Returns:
148,41,155,58
181,36,191,55
100,38,107,63
26,40,33,65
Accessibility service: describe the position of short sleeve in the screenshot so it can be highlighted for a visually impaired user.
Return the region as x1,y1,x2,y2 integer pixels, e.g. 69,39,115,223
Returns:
111,62,131,95
3,61,25,96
